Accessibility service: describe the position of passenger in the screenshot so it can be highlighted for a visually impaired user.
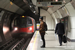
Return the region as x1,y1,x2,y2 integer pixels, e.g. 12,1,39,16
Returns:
39,17,45,48
55,19,65,46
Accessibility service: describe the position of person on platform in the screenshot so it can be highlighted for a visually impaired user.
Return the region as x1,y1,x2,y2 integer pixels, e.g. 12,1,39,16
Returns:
39,17,45,48
55,19,65,46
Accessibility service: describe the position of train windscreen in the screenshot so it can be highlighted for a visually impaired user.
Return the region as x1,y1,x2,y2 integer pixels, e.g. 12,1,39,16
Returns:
14,17,32,27
19,18,27,27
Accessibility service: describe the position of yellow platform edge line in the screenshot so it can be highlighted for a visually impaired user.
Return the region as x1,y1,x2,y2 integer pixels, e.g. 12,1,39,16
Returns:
32,31,38,50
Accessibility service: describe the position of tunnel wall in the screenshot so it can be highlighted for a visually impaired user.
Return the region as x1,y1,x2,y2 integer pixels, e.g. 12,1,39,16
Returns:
40,9,55,30
65,3,75,39
47,8,63,25
32,0,37,5
47,8,57,25
48,9,63,30
0,8,20,44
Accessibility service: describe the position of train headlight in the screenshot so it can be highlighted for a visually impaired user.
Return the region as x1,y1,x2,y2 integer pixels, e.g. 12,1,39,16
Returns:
14,27,18,31
29,27,32,31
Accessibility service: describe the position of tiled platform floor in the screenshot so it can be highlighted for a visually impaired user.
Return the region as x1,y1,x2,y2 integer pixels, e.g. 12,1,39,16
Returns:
27,31,75,50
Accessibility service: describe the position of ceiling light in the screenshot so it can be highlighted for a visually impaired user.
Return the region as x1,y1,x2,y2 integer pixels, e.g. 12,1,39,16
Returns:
10,1,13,5
30,5,32,8
33,11,36,13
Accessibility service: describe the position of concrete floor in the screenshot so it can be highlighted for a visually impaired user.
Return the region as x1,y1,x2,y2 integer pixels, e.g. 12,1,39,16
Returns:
27,31,75,50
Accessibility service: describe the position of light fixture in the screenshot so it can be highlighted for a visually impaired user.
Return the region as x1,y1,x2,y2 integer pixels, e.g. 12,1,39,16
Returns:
63,0,66,3
29,27,32,31
10,1,13,5
30,5,32,8
55,0,58,2
33,11,36,13
14,27,18,31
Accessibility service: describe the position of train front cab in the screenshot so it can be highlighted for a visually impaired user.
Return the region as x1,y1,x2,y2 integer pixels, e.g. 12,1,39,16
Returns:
12,16,35,38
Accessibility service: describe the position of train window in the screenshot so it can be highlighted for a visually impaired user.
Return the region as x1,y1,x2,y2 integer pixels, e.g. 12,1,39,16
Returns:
18,18,27,27
14,17,32,27
27,18,32,26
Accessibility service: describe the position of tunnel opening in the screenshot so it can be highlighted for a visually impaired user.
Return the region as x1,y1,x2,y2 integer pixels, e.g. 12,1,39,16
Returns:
2,12,20,41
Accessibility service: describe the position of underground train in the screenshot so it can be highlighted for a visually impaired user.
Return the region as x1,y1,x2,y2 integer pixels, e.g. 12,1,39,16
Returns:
12,16,36,38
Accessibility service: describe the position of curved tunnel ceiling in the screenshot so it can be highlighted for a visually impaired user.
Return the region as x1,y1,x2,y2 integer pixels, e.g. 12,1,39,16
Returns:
0,0,72,15
0,0,72,22
10,0,37,14
32,0,72,15
10,0,30,11
0,0,39,22
0,0,36,15
0,0,25,14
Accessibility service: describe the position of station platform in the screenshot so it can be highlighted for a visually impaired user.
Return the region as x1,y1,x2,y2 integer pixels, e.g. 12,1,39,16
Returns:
27,31,75,50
